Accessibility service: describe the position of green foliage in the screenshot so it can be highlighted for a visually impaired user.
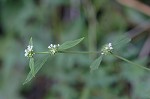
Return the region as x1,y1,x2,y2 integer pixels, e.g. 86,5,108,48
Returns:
90,55,103,72
58,37,84,51
29,58,35,77
23,55,50,84
112,34,131,48
29,37,33,46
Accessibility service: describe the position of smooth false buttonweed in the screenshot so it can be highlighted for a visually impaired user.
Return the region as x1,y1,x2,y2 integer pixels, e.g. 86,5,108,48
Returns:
24,36,149,85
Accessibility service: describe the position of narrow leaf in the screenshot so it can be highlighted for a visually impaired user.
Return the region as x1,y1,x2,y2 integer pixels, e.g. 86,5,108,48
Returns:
29,58,35,77
113,34,131,48
90,55,103,72
29,37,33,46
23,55,50,85
58,37,84,51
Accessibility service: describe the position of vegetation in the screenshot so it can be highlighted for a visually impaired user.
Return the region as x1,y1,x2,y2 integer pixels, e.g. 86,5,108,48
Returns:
0,0,150,99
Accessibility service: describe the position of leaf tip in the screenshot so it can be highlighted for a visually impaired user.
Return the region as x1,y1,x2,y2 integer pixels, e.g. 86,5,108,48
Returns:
29,37,33,46
23,81,27,85
30,37,32,41
81,37,85,40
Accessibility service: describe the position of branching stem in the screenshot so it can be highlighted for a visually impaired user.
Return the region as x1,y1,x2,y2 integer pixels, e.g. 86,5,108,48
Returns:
35,52,49,54
58,51,101,54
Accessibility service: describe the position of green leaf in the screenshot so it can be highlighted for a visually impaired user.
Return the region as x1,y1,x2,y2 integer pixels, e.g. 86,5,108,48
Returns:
113,34,131,47
58,37,84,51
29,58,35,77
23,55,50,85
29,37,33,46
90,55,103,72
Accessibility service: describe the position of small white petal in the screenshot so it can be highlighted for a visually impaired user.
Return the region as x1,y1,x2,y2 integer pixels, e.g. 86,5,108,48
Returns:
25,45,34,57
105,47,108,49
110,47,113,49
30,46,33,49
25,53,28,57
108,43,112,46
25,49,27,52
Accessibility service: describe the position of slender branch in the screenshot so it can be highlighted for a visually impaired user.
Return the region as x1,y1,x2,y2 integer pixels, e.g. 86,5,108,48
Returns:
35,52,49,54
111,53,150,71
83,0,97,59
58,51,100,54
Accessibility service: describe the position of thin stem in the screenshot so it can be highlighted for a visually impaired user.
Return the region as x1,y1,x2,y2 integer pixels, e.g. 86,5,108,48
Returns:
111,53,150,71
83,0,97,59
35,52,49,54
80,86,90,99
58,51,101,54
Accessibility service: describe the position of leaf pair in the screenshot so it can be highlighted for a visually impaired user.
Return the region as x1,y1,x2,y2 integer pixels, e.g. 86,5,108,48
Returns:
23,55,50,84
24,37,84,84
90,52,150,73
90,34,131,72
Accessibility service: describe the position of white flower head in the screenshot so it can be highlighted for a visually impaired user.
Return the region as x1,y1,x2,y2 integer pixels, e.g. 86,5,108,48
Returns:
48,44,60,55
24,45,34,57
101,43,113,55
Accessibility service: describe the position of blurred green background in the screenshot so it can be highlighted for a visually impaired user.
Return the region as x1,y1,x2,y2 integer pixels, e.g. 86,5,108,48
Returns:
0,0,150,99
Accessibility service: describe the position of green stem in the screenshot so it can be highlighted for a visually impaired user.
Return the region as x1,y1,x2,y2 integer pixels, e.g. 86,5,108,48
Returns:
111,53,150,71
80,86,90,99
58,51,100,54
35,52,49,54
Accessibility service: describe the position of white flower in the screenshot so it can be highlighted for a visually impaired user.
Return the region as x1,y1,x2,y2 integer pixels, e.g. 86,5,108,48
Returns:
24,45,34,57
48,44,60,55
108,43,113,50
101,43,113,55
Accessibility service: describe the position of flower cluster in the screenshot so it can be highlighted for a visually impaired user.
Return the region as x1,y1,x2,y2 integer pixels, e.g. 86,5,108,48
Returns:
48,44,60,55
101,43,113,55
25,45,34,58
